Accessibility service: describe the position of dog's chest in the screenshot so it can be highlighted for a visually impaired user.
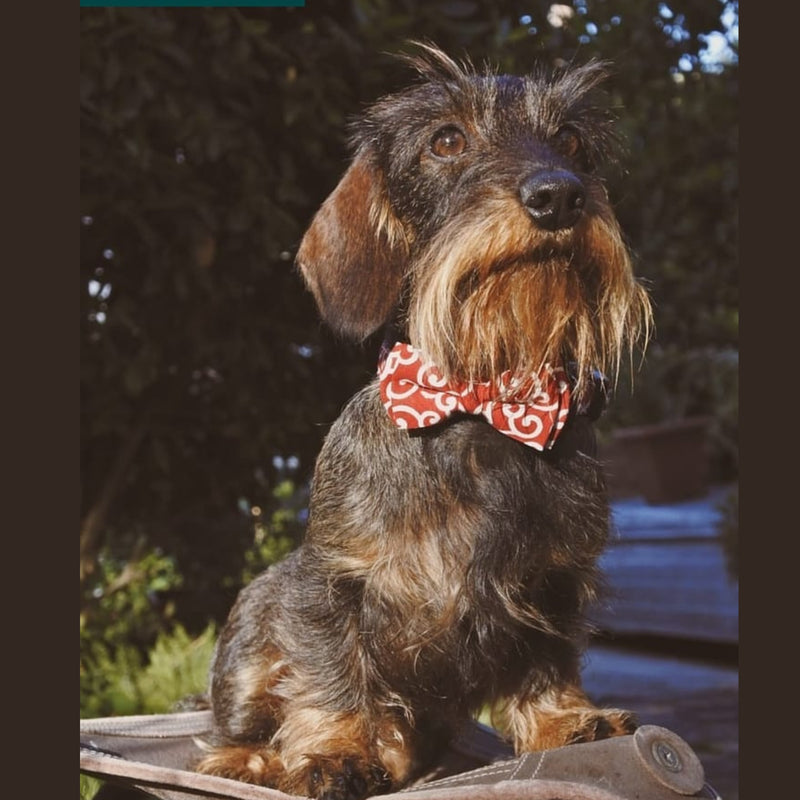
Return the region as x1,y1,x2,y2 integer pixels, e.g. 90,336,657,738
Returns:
302,382,611,708
312,381,608,577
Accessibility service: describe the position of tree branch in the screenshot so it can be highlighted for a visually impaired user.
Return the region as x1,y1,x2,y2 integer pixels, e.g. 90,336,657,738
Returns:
80,420,148,587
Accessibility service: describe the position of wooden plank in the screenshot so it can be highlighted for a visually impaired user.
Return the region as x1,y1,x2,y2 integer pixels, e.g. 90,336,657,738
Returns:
591,490,739,644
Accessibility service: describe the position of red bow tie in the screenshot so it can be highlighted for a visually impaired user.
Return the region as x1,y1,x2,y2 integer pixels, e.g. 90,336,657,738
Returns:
378,343,571,450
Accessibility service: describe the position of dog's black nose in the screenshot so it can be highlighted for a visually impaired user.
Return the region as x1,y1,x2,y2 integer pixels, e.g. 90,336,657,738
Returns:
520,171,586,231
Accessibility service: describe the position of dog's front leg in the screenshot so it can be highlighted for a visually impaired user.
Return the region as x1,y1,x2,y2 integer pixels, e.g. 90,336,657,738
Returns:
198,700,415,799
500,682,638,753
269,702,418,800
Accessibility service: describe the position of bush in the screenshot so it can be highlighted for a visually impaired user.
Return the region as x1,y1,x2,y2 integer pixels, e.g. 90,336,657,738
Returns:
80,479,307,720
80,622,216,719
80,544,184,656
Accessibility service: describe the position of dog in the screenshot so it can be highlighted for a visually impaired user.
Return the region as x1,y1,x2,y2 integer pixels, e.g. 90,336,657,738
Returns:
196,43,652,799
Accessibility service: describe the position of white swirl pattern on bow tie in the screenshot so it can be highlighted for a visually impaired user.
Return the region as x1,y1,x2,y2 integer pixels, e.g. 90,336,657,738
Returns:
378,344,570,450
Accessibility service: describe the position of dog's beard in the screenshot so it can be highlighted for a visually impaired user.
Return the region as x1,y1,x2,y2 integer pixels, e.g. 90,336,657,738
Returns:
406,193,651,404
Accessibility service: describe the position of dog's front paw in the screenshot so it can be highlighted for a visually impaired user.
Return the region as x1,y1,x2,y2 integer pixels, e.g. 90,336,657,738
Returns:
286,755,392,800
194,744,286,785
566,708,638,745
505,684,640,753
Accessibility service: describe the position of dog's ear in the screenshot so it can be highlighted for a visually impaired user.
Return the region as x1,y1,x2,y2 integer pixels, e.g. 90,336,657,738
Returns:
297,150,409,339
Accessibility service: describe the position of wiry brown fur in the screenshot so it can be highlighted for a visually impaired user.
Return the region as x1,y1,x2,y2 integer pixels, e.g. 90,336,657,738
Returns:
196,42,652,799
408,197,647,402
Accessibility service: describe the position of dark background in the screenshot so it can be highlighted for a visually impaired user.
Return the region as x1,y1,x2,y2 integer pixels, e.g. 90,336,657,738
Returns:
79,0,737,679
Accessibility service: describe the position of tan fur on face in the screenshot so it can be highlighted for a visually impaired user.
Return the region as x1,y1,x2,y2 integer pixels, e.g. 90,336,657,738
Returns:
407,187,651,403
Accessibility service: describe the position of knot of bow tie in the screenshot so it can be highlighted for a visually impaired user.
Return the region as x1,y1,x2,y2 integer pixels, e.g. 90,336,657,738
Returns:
377,343,573,451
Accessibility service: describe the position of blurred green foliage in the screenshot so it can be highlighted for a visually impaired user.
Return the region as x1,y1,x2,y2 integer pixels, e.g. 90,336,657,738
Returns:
241,479,306,583
80,775,103,800
80,544,183,652
80,621,216,799
80,0,737,660
80,622,216,719
80,483,306,687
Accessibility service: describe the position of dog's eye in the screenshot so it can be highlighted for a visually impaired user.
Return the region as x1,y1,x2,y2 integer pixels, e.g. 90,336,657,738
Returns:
431,126,467,158
553,127,582,160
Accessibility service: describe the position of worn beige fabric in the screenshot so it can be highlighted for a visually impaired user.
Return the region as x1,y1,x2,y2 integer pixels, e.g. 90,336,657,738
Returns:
80,712,721,800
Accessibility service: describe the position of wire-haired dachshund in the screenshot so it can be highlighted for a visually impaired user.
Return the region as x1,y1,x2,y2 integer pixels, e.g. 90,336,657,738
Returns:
197,42,652,800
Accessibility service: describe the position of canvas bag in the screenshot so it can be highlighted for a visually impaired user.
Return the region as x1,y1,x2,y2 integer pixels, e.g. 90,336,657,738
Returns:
80,711,722,800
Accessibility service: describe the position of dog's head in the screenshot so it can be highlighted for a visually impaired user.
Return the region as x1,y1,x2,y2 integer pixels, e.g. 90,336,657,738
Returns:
297,42,651,397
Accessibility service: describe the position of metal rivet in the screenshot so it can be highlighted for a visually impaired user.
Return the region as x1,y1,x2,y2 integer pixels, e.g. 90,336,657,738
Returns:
652,740,682,772
634,725,704,794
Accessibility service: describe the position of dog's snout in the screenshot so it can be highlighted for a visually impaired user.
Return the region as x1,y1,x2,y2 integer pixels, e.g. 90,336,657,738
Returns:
520,171,586,231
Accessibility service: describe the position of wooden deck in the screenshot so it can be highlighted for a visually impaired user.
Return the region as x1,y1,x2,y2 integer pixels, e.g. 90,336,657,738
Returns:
590,486,739,647
582,487,739,799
